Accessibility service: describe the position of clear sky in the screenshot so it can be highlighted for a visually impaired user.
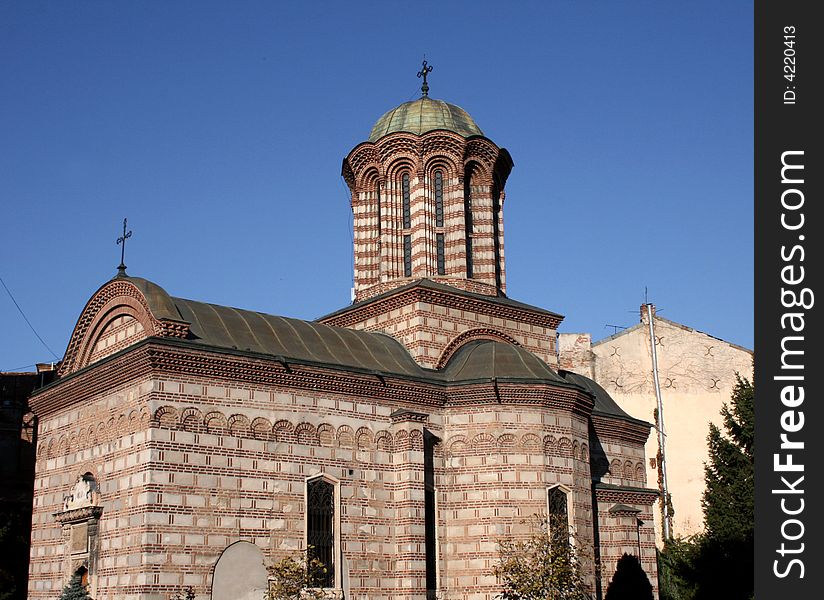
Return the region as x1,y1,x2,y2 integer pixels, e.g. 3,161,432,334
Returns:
0,1,753,372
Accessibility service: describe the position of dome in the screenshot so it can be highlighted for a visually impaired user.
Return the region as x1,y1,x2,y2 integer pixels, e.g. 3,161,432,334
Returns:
442,340,565,383
368,97,484,142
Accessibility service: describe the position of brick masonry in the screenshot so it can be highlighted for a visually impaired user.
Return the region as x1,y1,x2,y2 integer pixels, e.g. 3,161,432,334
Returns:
29,106,659,600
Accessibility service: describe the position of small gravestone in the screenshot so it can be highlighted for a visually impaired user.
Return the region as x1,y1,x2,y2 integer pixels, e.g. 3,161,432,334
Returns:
211,541,268,600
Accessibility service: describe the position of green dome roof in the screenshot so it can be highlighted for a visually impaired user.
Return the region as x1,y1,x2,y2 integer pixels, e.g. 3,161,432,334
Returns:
368,97,483,142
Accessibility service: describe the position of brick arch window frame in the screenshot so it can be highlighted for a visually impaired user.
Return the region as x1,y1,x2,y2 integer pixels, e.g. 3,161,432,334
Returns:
304,473,342,590
546,483,575,550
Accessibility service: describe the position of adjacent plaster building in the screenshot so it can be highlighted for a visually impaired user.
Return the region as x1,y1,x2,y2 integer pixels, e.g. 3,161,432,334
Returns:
28,81,659,599
559,306,753,542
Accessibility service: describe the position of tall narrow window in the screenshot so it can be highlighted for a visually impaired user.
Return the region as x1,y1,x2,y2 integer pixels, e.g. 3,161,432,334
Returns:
403,235,412,277
402,173,411,229
464,173,474,278
492,186,502,289
307,478,335,588
436,233,445,275
548,486,570,551
376,180,382,238
434,170,444,228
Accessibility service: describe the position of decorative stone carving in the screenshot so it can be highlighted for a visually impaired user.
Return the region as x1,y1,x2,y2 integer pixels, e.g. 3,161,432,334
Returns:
61,474,99,512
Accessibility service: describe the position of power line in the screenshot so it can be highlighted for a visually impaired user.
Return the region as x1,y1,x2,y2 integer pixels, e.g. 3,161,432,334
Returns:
0,276,60,360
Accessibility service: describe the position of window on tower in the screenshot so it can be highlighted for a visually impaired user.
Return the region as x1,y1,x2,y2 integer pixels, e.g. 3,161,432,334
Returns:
376,180,382,238
402,173,411,230
404,235,412,277
436,233,445,275
464,172,474,278
434,170,444,228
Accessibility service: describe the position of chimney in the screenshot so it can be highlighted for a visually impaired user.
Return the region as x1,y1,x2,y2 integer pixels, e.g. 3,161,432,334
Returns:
640,303,656,323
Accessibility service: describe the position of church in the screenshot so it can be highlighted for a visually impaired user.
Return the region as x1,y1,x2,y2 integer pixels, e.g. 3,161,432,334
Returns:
27,69,659,600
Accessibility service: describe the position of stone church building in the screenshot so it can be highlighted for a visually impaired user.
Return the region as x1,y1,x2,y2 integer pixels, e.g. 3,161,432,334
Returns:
28,81,659,599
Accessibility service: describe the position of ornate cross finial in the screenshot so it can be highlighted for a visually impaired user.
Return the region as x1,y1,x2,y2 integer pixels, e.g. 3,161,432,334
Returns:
116,218,133,276
417,59,433,97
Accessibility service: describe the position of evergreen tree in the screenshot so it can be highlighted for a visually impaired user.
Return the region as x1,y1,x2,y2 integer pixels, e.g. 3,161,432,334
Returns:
703,375,754,541
604,553,654,600
658,375,754,600
57,573,91,600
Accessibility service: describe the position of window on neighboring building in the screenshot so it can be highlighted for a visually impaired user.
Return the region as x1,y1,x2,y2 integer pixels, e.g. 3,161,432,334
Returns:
404,235,412,277
402,173,411,229
548,486,570,551
307,477,335,588
436,233,445,275
434,170,444,228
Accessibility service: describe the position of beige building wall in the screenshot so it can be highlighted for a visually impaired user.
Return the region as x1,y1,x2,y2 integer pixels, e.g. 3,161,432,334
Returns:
559,307,752,542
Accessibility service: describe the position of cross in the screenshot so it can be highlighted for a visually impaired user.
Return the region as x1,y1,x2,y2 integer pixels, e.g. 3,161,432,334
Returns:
417,59,433,96
116,218,132,276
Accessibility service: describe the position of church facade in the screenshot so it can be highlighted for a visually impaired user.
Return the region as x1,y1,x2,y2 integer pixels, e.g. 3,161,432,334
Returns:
28,82,659,600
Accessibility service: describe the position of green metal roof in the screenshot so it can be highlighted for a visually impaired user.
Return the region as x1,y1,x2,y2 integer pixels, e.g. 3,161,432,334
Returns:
110,277,640,421
442,339,566,384
319,278,564,323
369,97,483,142
558,370,651,426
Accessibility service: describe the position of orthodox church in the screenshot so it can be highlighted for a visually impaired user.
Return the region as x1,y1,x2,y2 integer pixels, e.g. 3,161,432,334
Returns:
27,69,659,600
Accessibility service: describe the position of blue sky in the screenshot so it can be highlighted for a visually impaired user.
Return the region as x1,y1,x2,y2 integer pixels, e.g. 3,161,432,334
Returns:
0,1,753,371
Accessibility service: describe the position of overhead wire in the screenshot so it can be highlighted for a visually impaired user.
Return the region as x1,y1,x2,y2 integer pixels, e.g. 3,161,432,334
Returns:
0,276,61,360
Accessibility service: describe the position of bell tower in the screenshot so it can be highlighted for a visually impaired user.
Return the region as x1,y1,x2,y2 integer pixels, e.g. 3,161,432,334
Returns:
341,67,513,302
324,67,561,369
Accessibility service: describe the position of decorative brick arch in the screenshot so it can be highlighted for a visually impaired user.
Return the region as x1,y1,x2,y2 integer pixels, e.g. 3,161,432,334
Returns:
180,407,204,432
60,279,189,376
152,406,178,428
436,328,520,369
227,414,251,437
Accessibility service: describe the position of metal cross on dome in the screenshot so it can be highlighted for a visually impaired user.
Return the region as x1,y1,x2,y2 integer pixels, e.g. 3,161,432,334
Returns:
116,218,132,276
417,59,433,96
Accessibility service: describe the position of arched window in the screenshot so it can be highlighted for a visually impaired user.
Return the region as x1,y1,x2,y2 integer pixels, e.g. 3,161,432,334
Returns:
434,170,444,228
376,180,382,238
307,477,335,588
402,173,412,277
464,172,474,278
548,485,571,552
434,170,445,276
492,185,502,289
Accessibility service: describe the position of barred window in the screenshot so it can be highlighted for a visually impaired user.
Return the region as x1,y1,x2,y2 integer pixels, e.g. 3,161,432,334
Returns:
434,170,444,228
402,173,411,229
436,233,445,275
404,235,412,277
307,478,334,588
548,486,570,550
